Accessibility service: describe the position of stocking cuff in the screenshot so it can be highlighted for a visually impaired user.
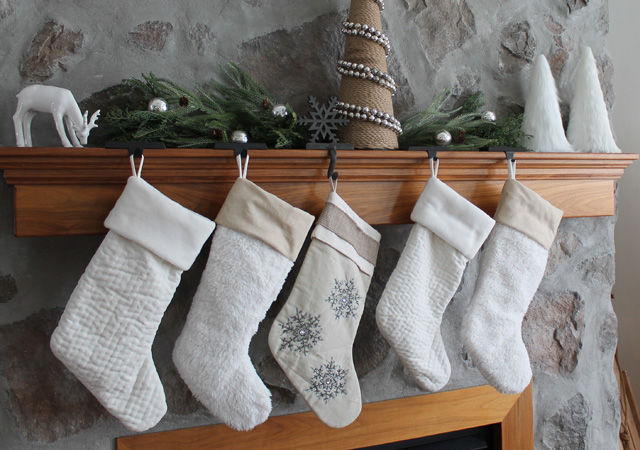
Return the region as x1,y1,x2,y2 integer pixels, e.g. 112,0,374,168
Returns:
312,192,381,276
104,177,215,271
494,179,563,250
411,178,495,260
216,178,314,261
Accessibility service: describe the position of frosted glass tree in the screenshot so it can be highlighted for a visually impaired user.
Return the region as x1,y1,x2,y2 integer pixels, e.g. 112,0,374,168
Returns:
336,0,400,149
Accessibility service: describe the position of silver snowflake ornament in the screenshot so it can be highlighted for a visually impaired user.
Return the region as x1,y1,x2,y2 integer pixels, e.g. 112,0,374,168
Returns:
325,278,361,320
307,358,348,403
298,96,348,143
278,308,323,356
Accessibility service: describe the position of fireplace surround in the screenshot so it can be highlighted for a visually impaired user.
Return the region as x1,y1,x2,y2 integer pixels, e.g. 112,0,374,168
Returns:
116,384,533,449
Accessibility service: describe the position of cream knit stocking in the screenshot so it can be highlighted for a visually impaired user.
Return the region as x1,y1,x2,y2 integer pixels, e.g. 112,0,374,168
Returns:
376,175,494,392
50,176,214,432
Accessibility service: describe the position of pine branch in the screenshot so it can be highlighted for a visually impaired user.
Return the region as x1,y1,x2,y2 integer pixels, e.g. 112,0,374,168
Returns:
95,63,309,148
399,89,527,150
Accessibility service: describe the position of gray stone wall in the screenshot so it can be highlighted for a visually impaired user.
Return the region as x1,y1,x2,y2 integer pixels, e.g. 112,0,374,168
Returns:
0,1,620,449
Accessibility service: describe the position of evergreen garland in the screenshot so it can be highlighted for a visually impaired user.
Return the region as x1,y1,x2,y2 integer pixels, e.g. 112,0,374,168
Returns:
398,90,529,150
97,64,309,148
96,65,528,150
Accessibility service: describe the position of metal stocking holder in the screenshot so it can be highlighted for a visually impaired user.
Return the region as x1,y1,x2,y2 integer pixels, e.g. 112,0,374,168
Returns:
105,141,167,178
327,145,339,191
487,146,524,179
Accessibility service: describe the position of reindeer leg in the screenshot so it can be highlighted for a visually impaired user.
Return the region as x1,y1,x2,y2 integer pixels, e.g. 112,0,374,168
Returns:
23,111,36,147
64,116,82,147
12,108,26,147
54,114,73,147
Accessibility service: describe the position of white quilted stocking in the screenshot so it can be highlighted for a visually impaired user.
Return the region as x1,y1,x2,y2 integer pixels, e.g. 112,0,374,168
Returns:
462,179,562,394
269,192,381,428
50,176,215,432
173,177,313,431
376,177,494,392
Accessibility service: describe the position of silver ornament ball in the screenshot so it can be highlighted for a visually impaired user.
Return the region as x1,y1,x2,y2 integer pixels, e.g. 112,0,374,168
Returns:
482,111,497,122
231,130,249,143
148,98,168,112
272,104,288,118
435,130,452,146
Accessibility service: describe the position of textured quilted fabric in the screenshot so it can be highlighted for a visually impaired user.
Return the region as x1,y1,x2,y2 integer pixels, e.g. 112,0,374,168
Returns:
50,232,181,431
376,224,468,392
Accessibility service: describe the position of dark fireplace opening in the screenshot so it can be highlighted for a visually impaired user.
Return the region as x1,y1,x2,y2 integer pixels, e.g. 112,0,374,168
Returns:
357,425,498,450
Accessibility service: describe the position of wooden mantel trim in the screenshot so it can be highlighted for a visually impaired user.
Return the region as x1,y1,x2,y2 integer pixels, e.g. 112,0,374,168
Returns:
0,147,636,236
116,384,534,450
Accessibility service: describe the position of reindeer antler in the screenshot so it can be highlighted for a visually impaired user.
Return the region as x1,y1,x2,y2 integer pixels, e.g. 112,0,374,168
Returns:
84,110,101,130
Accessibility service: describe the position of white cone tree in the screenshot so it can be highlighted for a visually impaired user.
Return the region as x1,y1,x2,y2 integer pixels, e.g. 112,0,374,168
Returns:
567,46,621,153
521,54,573,152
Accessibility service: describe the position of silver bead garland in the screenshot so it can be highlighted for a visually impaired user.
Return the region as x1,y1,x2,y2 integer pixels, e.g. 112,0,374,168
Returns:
341,21,391,56
333,101,403,135
371,0,384,10
337,59,397,94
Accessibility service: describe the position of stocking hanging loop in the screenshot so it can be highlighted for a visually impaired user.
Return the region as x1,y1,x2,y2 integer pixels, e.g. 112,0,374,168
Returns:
236,153,250,179
506,151,517,180
507,159,516,179
129,154,144,178
327,146,339,192
429,155,439,179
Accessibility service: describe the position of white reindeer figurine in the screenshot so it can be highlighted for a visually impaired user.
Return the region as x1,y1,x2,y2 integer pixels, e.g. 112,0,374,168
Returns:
13,85,100,148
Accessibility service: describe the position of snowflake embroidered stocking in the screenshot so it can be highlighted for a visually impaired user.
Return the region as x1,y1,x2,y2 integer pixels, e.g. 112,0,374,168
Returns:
376,175,495,392
173,175,314,431
462,178,563,394
50,176,215,432
269,191,381,428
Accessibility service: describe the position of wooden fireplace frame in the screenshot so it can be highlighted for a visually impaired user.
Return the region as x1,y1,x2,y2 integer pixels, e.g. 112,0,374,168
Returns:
116,384,533,449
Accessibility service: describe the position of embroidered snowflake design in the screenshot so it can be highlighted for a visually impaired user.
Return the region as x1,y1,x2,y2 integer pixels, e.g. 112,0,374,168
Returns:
297,96,348,143
325,278,361,319
278,308,323,356
306,358,348,403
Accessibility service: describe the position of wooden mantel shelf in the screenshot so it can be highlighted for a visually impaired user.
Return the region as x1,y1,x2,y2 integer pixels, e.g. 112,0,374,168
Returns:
0,147,636,237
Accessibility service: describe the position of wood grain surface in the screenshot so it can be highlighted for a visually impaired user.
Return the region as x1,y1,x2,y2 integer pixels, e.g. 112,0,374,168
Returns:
0,147,636,236
116,384,533,450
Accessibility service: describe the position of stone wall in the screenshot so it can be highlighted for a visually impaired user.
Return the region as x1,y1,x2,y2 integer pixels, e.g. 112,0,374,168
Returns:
0,1,620,449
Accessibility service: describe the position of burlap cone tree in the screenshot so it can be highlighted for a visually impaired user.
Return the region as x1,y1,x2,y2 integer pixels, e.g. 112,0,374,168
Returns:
336,0,400,149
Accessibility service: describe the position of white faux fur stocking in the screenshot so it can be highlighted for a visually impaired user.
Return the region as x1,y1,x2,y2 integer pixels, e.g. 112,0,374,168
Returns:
173,177,313,431
376,176,494,392
50,176,215,432
462,178,563,394
269,191,381,428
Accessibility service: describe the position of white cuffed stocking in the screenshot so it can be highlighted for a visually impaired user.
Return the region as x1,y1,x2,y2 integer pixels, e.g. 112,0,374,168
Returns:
376,176,494,392
173,177,313,431
50,176,215,432
462,178,563,394
269,191,381,428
